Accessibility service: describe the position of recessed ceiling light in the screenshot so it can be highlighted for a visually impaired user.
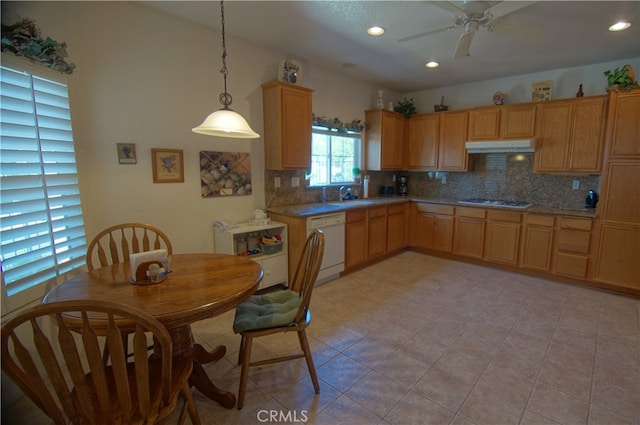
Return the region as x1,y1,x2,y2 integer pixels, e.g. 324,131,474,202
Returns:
609,20,632,31
425,61,440,68
367,26,385,36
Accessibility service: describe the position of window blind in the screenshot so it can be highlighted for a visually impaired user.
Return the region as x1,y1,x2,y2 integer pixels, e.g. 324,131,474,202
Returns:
1,57,87,313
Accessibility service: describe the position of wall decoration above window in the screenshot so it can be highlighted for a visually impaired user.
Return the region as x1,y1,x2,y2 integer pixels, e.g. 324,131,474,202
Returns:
152,148,184,183
1,18,76,74
200,151,252,197
312,114,365,133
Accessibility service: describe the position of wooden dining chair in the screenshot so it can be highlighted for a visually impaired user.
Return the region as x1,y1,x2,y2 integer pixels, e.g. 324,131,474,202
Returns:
86,223,173,271
1,299,200,425
233,230,325,409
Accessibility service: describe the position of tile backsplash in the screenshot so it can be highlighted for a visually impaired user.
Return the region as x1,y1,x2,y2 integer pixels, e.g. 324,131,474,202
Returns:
265,153,600,211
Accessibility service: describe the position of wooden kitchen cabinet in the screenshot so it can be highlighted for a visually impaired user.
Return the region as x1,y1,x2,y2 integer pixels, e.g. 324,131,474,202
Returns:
410,203,453,252
345,208,368,269
387,203,408,253
484,210,522,265
408,113,439,169
534,96,606,173
453,207,485,258
594,223,640,291
365,109,406,170
438,111,470,171
520,214,555,272
367,205,388,260
468,104,536,140
554,216,592,279
600,161,640,224
262,81,313,170
605,88,640,157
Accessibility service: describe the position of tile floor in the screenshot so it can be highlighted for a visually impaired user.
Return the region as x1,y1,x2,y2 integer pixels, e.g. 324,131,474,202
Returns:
4,251,640,424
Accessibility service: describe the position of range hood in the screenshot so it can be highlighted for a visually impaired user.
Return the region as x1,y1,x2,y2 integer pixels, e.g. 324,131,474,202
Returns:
465,139,536,153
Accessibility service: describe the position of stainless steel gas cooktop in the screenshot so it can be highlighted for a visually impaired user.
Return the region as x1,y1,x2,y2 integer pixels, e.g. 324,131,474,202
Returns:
458,198,533,209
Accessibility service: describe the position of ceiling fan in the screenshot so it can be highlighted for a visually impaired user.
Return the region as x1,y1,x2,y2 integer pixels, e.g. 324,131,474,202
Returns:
397,1,537,59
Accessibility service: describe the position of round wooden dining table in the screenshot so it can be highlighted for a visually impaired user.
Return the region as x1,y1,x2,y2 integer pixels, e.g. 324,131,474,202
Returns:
42,253,263,409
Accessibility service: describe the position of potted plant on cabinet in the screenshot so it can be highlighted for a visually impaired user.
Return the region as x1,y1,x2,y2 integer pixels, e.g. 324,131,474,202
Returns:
604,64,638,91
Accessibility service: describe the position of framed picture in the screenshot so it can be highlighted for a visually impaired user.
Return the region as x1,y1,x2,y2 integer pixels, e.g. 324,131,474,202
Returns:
532,80,553,102
151,148,184,183
116,143,137,164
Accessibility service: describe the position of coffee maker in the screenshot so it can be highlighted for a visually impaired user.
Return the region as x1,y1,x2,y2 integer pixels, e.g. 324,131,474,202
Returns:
397,175,408,196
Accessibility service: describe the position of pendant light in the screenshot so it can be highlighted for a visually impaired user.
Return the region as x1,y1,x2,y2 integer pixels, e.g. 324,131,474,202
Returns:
192,1,259,138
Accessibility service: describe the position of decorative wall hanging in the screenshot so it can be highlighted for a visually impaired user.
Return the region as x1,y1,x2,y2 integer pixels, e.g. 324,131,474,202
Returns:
312,114,365,133
200,151,251,197
532,80,553,102
151,148,184,183
278,59,303,85
116,143,137,164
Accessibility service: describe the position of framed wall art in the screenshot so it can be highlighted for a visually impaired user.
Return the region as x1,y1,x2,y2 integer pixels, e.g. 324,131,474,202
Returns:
116,143,137,164
199,151,251,197
151,148,184,183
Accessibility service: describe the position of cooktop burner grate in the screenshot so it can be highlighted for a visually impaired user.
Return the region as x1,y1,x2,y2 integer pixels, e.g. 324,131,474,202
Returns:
458,198,533,209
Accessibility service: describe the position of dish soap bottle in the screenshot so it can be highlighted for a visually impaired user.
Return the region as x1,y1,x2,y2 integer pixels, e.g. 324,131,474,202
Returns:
320,187,328,203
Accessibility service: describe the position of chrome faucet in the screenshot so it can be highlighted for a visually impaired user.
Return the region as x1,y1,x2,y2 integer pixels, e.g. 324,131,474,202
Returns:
339,186,352,201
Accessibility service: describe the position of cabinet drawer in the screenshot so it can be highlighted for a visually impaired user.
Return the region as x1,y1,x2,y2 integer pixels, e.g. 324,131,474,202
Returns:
456,206,486,219
487,210,521,223
347,209,367,223
369,206,387,218
555,253,589,278
526,214,555,227
557,228,591,253
388,203,406,215
416,203,454,215
559,217,592,231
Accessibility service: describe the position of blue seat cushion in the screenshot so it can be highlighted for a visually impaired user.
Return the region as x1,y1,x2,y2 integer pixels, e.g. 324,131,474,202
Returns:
233,290,301,334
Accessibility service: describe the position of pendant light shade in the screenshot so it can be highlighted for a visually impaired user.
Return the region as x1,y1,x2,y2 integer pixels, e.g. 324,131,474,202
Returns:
192,1,259,139
192,108,260,138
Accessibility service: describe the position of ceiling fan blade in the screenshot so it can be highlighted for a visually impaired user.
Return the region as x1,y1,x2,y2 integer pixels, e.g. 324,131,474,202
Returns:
484,1,536,19
396,25,457,43
429,1,468,17
453,31,475,60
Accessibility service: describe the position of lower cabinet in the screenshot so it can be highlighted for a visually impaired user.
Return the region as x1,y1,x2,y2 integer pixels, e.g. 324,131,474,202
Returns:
387,203,408,252
484,210,522,265
595,223,640,290
367,206,388,260
345,209,368,269
554,217,592,279
410,203,453,251
453,207,486,258
520,214,555,272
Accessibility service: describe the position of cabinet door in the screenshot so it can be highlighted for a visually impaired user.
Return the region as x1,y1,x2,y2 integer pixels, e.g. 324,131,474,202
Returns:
534,102,572,172
410,206,434,248
468,108,500,140
281,86,312,168
567,97,606,172
258,255,288,289
380,113,405,169
345,219,367,268
501,104,536,138
601,162,640,224
387,205,407,252
485,221,521,265
521,225,554,271
408,114,439,169
438,111,469,171
433,215,454,252
454,217,485,258
608,90,640,157
595,224,640,289
368,207,387,259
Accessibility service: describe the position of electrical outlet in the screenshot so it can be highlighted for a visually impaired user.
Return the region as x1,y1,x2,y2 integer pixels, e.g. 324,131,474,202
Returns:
274,177,281,188
291,177,300,187
392,174,396,182
572,180,580,190
441,175,447,184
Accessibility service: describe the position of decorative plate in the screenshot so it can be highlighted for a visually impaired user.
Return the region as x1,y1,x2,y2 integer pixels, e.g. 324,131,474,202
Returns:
278,59,303,85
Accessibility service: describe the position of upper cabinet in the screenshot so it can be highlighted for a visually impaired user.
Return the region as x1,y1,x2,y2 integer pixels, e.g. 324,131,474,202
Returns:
605,88,640,158
408,113,439,170
534,96,606,173
438,111,470,171
262,82,313,170
365,109,406,170
468,104,536,140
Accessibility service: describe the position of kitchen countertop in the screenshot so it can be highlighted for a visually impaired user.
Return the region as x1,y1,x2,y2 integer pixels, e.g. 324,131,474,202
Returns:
267,196,597,219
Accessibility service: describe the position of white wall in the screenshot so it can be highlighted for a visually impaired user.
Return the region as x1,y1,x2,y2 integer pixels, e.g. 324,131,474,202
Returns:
407,57,640,112
1,1,380,253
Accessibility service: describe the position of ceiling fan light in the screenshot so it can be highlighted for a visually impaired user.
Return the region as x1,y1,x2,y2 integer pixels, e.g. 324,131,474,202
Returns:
367,26,385,36
426,61,440,68
609,20,632,31
192,108,260,138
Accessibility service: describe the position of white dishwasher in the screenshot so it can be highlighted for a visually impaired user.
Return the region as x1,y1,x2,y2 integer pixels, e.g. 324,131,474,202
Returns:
306,212,346,285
